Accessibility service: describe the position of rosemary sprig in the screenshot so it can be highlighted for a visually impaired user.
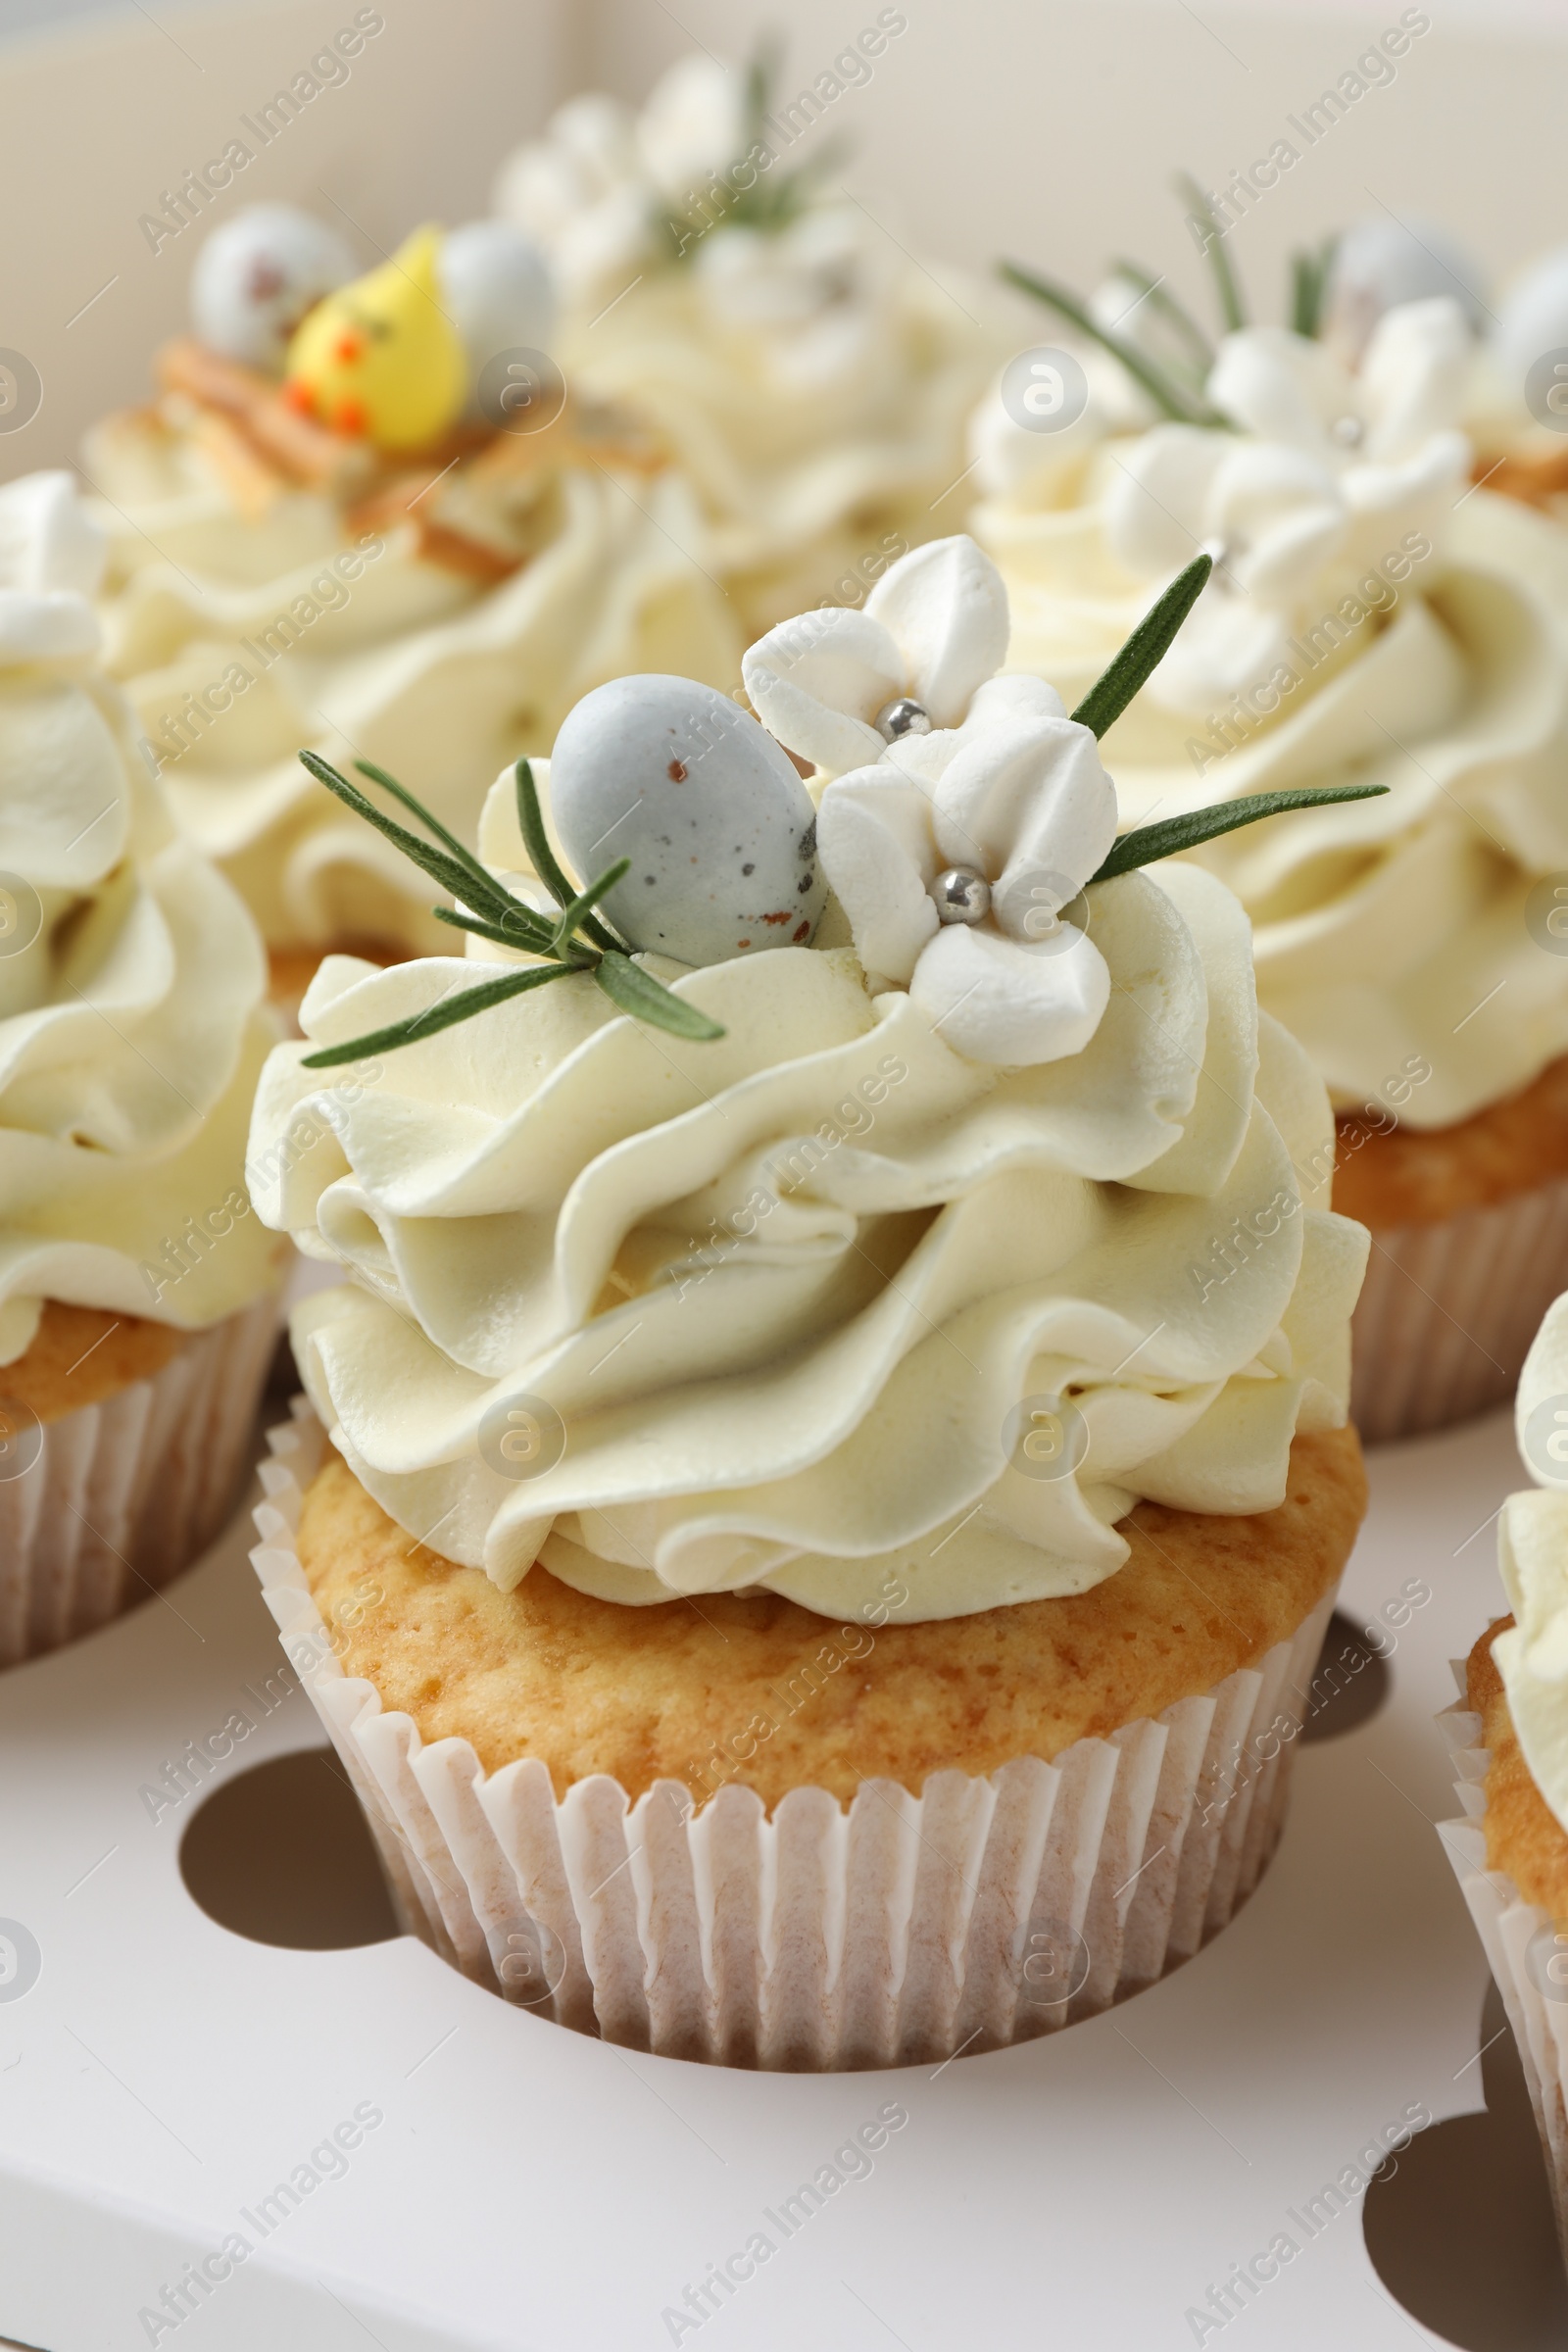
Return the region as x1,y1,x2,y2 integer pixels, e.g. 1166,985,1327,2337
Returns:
300,960,583,1069
296,752,724,1066
1065,561,1392,861
1290,236,1338,340
1106,259,1214,383
1176,172,1248,332
1090,783,1389,884
514,760,621,955
1000,262,1221,426
660,37,845,258
1071,553,1213,738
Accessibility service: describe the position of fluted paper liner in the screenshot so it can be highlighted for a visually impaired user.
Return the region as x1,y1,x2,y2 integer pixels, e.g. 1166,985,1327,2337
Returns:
252,1404,1340,2071
1439,1679,1568,2255
1352,1177,1568,1444
0,1292,279,1668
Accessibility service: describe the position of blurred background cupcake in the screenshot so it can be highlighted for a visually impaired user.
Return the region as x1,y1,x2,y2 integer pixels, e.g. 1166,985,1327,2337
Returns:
1441,1289,1568,2258
494,45,1010,634
82,201,742,994
968,220,1568,1442
0,470,284,1666
245,548,1369,2065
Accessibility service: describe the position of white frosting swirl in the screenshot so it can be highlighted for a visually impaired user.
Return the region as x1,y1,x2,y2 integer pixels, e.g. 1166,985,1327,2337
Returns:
0,473,279,1362
973,312,1568,1129
1494,1294,1568,1841
496,61,1006,630
82,413,742,953
250,749,1365,1619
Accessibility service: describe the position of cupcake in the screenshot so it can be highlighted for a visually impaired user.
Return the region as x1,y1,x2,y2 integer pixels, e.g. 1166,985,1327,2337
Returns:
1441,1289,1568,2254
970,232,1568,1442
246,535,1369,2065
81,205,742,987
0,472,284,1666
493,49,1008,633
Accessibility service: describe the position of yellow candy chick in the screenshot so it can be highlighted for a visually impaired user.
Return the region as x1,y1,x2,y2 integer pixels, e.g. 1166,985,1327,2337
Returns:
282,225,466,450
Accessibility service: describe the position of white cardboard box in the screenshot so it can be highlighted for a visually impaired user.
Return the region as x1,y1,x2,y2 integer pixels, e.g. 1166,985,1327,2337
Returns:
0,1407,1552,2350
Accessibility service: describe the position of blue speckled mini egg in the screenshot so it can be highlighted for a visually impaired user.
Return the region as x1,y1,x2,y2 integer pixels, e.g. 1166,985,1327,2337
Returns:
549,676,826,966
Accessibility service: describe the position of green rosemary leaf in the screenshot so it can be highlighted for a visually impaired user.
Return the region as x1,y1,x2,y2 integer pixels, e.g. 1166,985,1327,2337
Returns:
1107,258,1214,379
593,954,726,1040
353,760,496,891
300,753,515,925
1070,554,1212,739
554,858,631,952
1289,235,1338,340
1090,782,1391,884
431,904,564,956
1000,263,1216,425
513,760,624,954
1177,173,1248,332
300,959,582,1068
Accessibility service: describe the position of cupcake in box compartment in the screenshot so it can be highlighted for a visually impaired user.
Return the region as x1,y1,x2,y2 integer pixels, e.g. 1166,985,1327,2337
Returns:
82,206,742,989
0,473,283,1666
494,48,1009,634
970,224,1568,1440
1440,1289,1568,2260
245,536,1369,2066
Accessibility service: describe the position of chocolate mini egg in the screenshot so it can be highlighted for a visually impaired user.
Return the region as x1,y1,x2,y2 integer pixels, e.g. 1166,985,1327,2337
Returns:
549,676,825,966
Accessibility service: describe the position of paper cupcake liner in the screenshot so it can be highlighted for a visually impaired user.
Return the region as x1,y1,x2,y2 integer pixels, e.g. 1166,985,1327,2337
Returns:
0,1292,279,1669
251,1404,1342,2071
1350,1175,1568,1445
1439,1681,1568,2260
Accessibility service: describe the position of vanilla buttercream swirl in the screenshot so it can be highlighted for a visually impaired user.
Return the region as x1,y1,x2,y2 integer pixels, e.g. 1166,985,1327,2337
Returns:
250,767,1366,1618
0,472,278,1361
978,444,1568,1130
81,416,743,952
1493,1295,1568,1846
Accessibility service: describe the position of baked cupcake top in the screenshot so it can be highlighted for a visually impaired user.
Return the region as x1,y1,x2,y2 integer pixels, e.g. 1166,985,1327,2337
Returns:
82,207,741,954
493,49,1007,629
971,248,1568,1133
250,534,1368,1621
0,471,279,1361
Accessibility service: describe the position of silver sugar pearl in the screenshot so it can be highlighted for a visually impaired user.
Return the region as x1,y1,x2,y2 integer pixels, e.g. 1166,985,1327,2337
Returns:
875,696,932,742
933,866,991,925
1331,414,1364,448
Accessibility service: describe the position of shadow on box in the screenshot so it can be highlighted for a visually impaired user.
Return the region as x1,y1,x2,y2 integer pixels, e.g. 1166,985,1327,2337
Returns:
172,1625,1564,2346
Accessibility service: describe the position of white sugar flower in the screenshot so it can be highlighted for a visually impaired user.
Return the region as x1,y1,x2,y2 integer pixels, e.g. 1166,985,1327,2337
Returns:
1106,297,1472,710
744,535,1118,1066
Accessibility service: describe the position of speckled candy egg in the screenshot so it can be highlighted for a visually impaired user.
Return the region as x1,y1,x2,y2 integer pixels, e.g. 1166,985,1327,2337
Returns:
549,676,826,966
441,220,558,385
190,205,356,373
1323,216,1486,360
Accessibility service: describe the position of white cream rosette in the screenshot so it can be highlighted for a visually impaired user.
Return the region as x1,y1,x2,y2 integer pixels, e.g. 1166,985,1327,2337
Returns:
0,472,277,1360
1490,1295,1568,1835
744,535,1117,1065
250,719,1366,1621
495,59,1005,630
974,305,1568,1131
82,416,742,953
